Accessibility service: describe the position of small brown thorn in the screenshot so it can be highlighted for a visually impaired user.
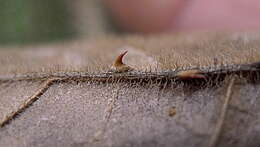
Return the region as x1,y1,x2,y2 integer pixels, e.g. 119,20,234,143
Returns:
111,51,134,73
114,51,128,66
176,69,206,79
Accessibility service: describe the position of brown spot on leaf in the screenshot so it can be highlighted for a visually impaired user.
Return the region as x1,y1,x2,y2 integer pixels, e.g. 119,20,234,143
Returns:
168,106,177,117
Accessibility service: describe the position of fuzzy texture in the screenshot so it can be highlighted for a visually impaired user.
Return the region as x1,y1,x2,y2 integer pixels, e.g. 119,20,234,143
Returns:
0,32,260,147
0,81,260,147
0,32,260,76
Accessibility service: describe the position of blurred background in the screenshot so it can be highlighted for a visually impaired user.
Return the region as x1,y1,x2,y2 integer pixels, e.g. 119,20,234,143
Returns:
0,0,260,45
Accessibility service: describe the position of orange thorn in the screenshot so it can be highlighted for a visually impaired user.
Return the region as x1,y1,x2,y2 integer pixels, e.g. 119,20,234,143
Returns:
111,51,134,72
176,69,206,79
113,51,128,67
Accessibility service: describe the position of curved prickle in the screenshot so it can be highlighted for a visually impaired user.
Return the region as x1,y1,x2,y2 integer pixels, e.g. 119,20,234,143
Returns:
111,51,134,73
176,69,206,79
